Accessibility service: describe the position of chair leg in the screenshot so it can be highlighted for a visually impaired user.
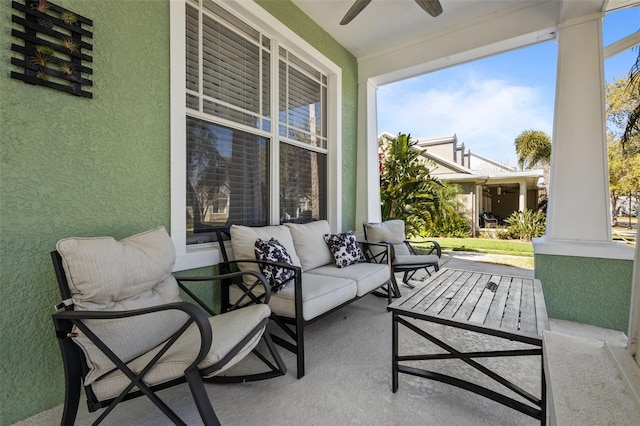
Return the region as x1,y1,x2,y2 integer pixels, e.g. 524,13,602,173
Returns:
185,369,221,426
295,315,305,379
263,331,287,376
55,327,83,426
387,275,401,299
402,271,415,289
60,366,81,426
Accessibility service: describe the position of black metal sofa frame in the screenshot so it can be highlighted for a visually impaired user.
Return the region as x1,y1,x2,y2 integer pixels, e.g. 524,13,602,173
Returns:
215,227,397,379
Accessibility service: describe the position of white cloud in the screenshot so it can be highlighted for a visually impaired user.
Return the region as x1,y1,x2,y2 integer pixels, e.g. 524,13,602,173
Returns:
377,70,553,167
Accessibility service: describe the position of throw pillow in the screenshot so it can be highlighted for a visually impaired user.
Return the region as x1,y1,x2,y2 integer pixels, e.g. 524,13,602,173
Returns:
254,238,295,292
323,231,366,268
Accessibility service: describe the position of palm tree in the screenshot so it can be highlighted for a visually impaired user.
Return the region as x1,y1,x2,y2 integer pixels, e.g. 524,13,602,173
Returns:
514,130,552,170
622,47,640,151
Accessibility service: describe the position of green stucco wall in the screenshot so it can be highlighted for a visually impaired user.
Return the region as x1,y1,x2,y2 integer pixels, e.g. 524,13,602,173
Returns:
534,254,633,332
0,1,358,423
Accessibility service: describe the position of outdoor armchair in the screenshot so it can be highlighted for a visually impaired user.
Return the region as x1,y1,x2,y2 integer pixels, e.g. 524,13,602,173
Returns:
51,226,285,426
363,220,441,293
481,212,499,228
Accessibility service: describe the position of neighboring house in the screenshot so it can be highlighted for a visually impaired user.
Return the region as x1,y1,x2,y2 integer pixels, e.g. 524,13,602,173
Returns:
379,132,544,234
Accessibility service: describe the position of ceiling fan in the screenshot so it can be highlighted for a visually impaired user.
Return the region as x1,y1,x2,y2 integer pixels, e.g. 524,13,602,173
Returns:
340,0,443,25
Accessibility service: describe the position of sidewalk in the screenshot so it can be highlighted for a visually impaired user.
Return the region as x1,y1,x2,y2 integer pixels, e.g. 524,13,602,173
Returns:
436,251,534,278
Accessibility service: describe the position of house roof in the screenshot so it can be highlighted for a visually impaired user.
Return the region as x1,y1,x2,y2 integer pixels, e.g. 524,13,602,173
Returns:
468,152,516,172
378,131,541,186
421,149,473,174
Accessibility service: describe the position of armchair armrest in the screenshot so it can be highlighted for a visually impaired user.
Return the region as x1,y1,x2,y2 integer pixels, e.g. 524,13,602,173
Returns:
218,259,302,307
405,239,442,257
177,270,272,309
359,240,394,267
218,259,302,285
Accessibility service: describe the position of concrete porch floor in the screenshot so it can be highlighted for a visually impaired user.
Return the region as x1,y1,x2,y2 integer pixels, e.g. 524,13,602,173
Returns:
16,252,628,426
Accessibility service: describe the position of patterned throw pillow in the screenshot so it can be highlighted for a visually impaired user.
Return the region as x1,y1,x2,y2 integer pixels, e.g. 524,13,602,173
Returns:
254,238,295,292
323,231,367,268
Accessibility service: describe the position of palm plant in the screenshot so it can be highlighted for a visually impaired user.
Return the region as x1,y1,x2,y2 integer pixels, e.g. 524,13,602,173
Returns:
379,133,441,236
622,47,640,151
423,183,470,237
504,209,546,241
514,130,551,170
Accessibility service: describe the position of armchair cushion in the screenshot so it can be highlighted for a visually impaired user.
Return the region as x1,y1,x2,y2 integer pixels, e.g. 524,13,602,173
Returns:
254,238,295,292
395,254,440,266
90,304,270,400
56,226,188,385
323,231,366,268
363,220,411,256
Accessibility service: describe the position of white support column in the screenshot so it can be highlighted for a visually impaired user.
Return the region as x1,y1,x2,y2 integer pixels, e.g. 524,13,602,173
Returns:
355,79,382,229
519,180,526,212
474,184,482,235
534,14,633,260
547,15,610,242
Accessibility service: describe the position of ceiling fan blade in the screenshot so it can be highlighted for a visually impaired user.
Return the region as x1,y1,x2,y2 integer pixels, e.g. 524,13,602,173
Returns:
415,0,443,17
340,0,372,25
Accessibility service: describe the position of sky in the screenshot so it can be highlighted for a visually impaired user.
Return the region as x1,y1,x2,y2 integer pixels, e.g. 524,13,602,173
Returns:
377,6,640,168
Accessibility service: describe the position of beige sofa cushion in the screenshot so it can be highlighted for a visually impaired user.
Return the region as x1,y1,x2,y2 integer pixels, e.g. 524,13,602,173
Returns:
229,272,356,321
285,220,333,270
230,224,302,274
267,272,356,321
307,262,390,297
56,227,187,385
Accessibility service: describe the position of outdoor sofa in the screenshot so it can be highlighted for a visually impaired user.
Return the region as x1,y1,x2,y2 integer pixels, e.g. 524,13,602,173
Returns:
216,220,394,378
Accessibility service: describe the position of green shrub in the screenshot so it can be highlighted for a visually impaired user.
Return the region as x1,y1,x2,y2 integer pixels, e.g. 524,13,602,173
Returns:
504,209,546,241
496,229,517,240
425,212,470,237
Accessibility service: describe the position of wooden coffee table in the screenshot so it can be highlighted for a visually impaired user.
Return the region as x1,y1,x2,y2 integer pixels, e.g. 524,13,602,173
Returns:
388,268,549,423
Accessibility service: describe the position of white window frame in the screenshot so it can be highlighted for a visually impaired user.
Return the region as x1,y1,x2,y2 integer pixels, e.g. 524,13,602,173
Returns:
169,0,342,271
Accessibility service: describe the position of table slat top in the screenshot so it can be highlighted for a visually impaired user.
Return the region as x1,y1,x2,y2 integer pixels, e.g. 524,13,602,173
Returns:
388,268,549,343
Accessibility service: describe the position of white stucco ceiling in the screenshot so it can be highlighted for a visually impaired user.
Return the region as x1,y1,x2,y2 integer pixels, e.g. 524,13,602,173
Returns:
292,0,561,58
291,0,628,61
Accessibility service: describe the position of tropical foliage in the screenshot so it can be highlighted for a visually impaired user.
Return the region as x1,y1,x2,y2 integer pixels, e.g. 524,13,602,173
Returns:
422,184,470,237
513,130,551,170
378,133,442,235
607,75,640,155
606,75,640,224
501,209,546,241
379,133,441,236
621,47,640,150
379,133,471,237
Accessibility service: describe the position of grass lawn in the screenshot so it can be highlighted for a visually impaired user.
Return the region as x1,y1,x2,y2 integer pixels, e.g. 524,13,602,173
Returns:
416,237,534,257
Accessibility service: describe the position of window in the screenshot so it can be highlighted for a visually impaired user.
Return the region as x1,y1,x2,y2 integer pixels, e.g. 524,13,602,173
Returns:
184,0,328,245
170,0,341,269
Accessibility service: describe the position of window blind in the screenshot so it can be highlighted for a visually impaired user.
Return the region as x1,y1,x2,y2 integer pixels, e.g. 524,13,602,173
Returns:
279,142,327,223
186,116,268,244
279,50,327,149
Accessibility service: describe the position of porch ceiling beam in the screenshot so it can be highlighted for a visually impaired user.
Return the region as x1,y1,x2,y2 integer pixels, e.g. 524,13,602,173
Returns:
359,1,560,85
604,31,640,59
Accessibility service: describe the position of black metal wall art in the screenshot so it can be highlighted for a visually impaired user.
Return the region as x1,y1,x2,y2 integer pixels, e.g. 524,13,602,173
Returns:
10,0,93,98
